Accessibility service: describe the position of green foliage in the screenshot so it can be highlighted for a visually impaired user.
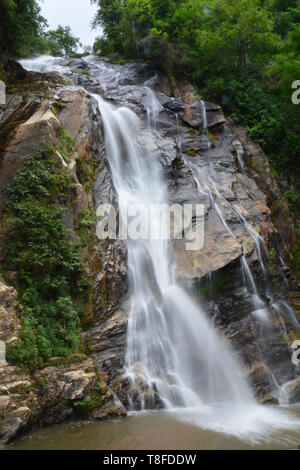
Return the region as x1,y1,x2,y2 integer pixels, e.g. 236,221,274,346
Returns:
284,190,300,207
73,393,101,412
93,37,115,56
57,127,74,163
0,0,48,58
43,25,82,58
79,208,97,246
4,148,83,371
7,148,72,205
0,3,81,59
76,154,98,187
51,100,64,116
73,380,103,412
91,0,300,182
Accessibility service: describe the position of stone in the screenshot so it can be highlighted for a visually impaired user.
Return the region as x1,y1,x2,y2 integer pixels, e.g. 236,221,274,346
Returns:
0,342,7,365
0,67,108,443
260,395,279,405
92,400,127,420
280,378,300,405
0,395,10,412
0,417,23,444
61,371,97,401
246,363,274,398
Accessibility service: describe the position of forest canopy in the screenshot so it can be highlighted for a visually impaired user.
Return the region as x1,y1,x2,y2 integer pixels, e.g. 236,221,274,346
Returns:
0,0,47,57
0,0,81,58
91,0,300,183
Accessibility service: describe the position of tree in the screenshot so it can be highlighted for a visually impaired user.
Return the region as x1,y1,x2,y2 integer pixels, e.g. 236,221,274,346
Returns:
0,0,47,58
90,0,300,181
44,25,82,58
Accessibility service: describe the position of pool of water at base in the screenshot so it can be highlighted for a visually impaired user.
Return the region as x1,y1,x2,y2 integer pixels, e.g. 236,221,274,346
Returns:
7,405,300,450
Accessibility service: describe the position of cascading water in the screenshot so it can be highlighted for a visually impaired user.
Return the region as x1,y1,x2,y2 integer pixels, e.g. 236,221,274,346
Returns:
19,55,300,443
93,93,253,411
188,160,273,328
200,100,208,131
200,100,211,150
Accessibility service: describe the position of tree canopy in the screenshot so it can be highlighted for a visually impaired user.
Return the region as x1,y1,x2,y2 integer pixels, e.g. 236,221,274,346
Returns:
0,2,82,60
43,25,82,58
0,0,47,58
91,0,300,182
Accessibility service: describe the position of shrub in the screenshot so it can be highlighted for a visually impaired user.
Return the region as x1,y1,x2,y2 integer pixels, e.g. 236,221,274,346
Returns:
57,127,74,163
4,148,83,370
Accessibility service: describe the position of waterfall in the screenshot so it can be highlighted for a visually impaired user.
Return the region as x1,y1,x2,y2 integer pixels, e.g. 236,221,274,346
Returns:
233,140,247,175
241,256,271,325
93,94,253,410
200,100,208,131
200,100,212,150
19,55,300,441
143,86,162,130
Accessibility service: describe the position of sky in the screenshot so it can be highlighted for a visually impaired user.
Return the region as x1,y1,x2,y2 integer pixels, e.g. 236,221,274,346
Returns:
39,0,100,48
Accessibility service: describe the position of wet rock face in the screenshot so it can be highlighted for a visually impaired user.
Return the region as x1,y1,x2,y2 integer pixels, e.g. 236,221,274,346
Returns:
87,299,129,406
34,356,102,426
0,365,36,444
93,162,128,321
280,377,300,404
83,58,271,282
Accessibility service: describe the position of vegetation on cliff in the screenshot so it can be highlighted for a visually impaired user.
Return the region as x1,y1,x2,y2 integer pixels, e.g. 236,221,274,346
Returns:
3,148,87,370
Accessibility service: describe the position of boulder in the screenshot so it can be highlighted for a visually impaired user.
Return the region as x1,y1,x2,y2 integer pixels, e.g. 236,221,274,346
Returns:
280,378,300,405
34,357,100,409
182,100,225,129
91,400,127,420
0,366,36,444
246,363,274,398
